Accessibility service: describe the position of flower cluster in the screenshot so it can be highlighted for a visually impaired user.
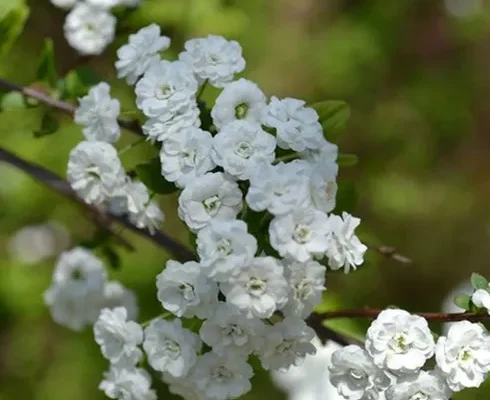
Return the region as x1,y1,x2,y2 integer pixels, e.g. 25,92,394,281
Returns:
329,308,490,400
50,0,142,55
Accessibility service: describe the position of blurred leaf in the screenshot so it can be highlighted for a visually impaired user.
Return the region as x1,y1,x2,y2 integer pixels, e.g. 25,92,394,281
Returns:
311,100,351,141
33,112,59,138
0,106,44,133
63,66,101,99
101,246,121,270
197,100,214,132
338,153,359,167
454,294,471,311
0,92,25,110
335,182,358,213
0,3,29,60
79,229,111,249
36,39,57,87
471,273,489,290
135,158,178,195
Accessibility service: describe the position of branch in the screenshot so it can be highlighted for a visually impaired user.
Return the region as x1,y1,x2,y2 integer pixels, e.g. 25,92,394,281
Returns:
0,77,144,136
368,243,412,264
306,313,364,346
0,147,195,261
316,308,490,323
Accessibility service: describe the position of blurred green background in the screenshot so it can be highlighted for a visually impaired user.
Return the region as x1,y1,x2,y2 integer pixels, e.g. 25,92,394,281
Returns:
1,0,490,399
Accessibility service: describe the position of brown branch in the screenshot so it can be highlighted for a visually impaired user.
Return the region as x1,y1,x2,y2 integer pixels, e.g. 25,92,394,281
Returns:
316,308,490,323
0,147,195,261
0,77,144,136
368,243,412,264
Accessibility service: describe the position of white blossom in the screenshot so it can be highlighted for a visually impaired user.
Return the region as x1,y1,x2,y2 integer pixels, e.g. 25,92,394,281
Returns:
116,24,171,85
259,316,316,371
199,303,266,357
189,352,254,400
160,127,215,188
264,96,324,152
87,0,141,10
308,161,338,214
178,172,243,232
100,367,157,400
64,3,116,56
135,60,198,119
325,212,367,273
141,104,201,142
156,260,218,318
329,345,391,400
211,120,276,180
67,141,126,205
220,256,288,319
472,289,490,312
143,318,201,377
301,138,339,172
44,247,107,331
435,320,490,391
103,281,139,321
269,207,330,262
366,309,435,374
246,160,310,216
179,35,246,88
74,82,120,143
196,219,257,281
94,307,143,368
162,373,207,400
281,259,326,318
385,370,451,400
211,78,267,129
50,0,76,10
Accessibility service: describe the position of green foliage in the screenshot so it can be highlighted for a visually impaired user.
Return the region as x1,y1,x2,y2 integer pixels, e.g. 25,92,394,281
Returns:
0,91,25,110
335,182,358,213
135,158,179,195
454,294,471,311
471,273,489,290
311,100,351,141
36,39,57,88
338,153,359,167
62,66,101,99
0,1,29,60
33,111,59,138
101,245,122,270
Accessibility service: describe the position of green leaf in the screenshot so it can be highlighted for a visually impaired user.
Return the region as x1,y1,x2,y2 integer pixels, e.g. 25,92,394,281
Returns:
0,3,29,60
135,158,178,195
101,246,121,270
335,182,358,213
471,273,489,290
0,91,25,110
79,229,111,249
33,112,59,138
63,66,101,99
454,294,471,311
36,39,57,87
338,153,359,167
311,100,351,141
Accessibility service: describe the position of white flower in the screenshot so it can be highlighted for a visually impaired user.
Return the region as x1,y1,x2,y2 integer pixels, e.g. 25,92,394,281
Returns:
307,162,338,214
143,318,201,377
189,352,254,400
74,82,120,143
259,317,316,371
116,24,170,85
281,259,326,318
246,160,310,216
178,172,243,232
196,219,257,281
141,104,201,142
325,212,367,273
472,289,490,312
200,303,266,357
50,0,76,9
44,247,107,330
300,138,339,175
103,281,139,321
156,260,218,318
162,373,207,400
160,127,215,188
220,256,288,319
269,208,330,262
94,307,143,367
385,370,451,400
87,0,141,9
64,3,116,56
211,120,276,180
67,141,126,205
135,60,198,119
211,78,267,129
264,96,324,152
329,345,391,400
179,35,246,88
435,320,490,391
366,309,435,374
100,367,157,400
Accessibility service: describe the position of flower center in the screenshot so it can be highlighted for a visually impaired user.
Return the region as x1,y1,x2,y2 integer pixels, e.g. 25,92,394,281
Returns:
246,277,267,297
390,333,411,353
325,181,336,199
223,324,247,344
212,366,233,382
71,268,84,281
181,150,196,167
216,238,233,257
459,348,473,362
234,141,254,159
348,368,366,381
410,392,428,400
277,340,295,354
156,85,171,99
235,103,249,119
202,195,221,216
162,339,181,360
86,166,101,180
293,224,312,244
179,283,196,301
294,280,312,300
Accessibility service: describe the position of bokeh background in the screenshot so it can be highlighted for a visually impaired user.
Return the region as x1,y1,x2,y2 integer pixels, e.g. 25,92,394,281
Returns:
1,0,490,399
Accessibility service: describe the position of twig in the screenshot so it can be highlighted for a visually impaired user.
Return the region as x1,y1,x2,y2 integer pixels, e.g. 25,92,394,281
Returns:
0,147,195,261
368,243,412,264
306,313,364,346
0,77,144,136
316,308,490,323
